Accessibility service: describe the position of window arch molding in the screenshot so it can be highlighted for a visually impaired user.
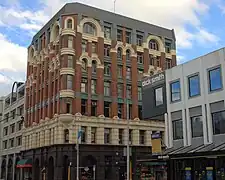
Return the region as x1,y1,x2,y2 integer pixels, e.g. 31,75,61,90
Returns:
28,45,36,63
64,17,74,29
77,18,104,37
146,35,164,52
50,21,61,42
77,53,102,68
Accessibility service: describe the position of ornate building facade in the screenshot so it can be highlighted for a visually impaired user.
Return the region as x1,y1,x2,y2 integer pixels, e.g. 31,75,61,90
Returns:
22,2,177,180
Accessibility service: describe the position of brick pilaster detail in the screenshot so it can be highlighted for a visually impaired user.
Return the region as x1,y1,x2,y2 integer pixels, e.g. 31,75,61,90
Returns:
48,71,53,118
122,55,127,119
172,55,177,67
122,27,126,46
87,67,92,116
160,52,166,70
43,59,48,119
131,56,138,119
56,71,60,114
35,64,40,123
111,51,118,117
74,64,81,113
97,68,104,116
143,48,149,73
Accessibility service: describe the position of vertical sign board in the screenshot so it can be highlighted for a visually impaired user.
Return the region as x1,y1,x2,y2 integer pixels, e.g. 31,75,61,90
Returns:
151,132,162,156
185,167,192,180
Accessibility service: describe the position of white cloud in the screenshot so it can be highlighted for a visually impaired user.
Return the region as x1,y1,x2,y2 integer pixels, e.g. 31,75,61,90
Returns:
0,33,27,72
195,28,220,44
0,74,11,84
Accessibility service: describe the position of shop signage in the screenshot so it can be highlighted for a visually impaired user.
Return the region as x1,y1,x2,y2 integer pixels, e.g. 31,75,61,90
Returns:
142,73,165,87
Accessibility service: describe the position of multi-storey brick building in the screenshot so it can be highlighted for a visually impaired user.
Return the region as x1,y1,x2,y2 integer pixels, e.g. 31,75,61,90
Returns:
22,2,176,180
0,82,25,180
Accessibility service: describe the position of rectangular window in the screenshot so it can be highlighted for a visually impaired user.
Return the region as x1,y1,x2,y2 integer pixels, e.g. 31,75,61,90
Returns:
118,84,123,97
129,129,133,144
17,121,23,131
191,116,203,137
67,75,73,89
104,26,111,39
68,55,73,68
10,124,15,134
165,59,172,69
173,120,183,140
3,140,7,149
126,67,131,79
81,78,88,93
104,102,110,117
209,67,222,92
104,82,111,96
104,63,111,75
117,29,122,41
139,130,145,145
126,31,131,44
82,40,87,52
188,74,200,97
91,101,97,116
138,87,142,101
68,36,73,48
16,136,22,146
66,103,71,113
9,138,14,148
81,99,87,115
119,129,123,144
155,87,163,106
136,34,143,46
212,111,225,135
91,80,97,94
81,126,86,143
117,65,123,78
104,128,110,144
91,127,96,143
170,81,181,102
92,42,97,53
165,42,171,53
104,45,110,57
127,85,132,99
137,52,143,64
3,127,8,136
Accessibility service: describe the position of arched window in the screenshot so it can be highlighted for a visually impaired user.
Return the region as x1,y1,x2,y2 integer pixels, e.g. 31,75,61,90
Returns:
149,39,159,50
92,61,97,73
83,23,96,36
67,19,73,29
117,48,122,59
126,49,130,61
82,59,87,72
64,129,69,143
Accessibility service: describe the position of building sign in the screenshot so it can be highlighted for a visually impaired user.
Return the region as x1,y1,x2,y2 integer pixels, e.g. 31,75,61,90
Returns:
142,73,165,88
151,132,162,156
185,167,192,180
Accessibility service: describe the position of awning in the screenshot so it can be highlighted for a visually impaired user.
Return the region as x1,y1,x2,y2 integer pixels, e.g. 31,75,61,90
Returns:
16,159,32,168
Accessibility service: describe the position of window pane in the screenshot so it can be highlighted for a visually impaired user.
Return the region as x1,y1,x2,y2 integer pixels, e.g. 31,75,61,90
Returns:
171,81,181,102
191,116,203,137
173,120,183,140
212,111,225,135
68,55,73,68
68,36,73,48
155,87,163,106
67,75,73,89
209,67,222,91
189,75,200,97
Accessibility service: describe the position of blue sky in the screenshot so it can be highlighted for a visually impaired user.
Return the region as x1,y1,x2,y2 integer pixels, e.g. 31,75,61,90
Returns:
0,0,225,96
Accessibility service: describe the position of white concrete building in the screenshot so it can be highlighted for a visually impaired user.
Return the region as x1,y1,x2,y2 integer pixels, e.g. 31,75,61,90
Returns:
0,82,25,180
164,48,225,151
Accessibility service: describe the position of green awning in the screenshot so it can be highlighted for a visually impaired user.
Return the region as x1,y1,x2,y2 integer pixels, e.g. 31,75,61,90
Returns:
16,159,32,168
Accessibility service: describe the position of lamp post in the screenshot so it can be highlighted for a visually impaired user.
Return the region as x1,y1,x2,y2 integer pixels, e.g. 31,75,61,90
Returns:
68,162,72,180
126,88,130,180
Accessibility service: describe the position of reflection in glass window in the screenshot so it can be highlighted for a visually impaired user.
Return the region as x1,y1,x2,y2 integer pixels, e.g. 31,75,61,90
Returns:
212,111,225,135
155,87,163,106
191,116,203,137
173,120,183,140
83,23,96,35
170,81,181,102
209,67,222,92
188,74,200,97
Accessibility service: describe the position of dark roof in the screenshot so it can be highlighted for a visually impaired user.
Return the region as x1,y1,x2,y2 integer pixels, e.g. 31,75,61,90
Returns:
32,2,175,43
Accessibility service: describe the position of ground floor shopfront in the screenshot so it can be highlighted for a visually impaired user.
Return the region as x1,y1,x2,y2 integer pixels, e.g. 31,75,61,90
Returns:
19,144,151,180
167,151,225,180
